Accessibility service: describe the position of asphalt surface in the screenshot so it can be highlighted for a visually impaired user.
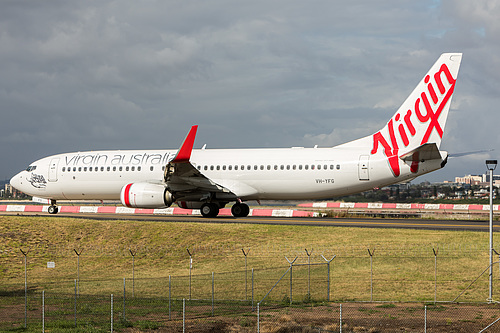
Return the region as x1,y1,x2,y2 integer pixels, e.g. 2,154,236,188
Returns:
1,211,497,231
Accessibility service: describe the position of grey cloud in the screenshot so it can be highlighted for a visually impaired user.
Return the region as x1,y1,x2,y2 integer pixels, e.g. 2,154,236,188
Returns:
1,0,500,183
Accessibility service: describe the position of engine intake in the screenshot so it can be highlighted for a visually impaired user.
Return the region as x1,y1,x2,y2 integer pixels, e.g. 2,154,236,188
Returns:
120,183,174,209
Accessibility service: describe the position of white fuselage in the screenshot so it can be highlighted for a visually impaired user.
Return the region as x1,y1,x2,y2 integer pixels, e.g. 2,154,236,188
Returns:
10,143,444,202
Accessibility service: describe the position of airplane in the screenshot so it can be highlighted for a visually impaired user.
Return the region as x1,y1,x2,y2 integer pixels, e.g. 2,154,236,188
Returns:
10,53,462,218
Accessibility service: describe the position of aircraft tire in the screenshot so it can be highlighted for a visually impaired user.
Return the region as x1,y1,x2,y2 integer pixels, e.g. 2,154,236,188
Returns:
201,203,219,218
231,203,249,217
48,206,59,214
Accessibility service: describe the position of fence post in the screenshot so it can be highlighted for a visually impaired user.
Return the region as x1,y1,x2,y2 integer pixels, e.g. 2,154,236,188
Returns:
368,248,375,302
305,248,313,297
123,277,126,321
169,275,172,320
252,268,254,310
42,290,45,333
285,256,298,305
74,279,77,327
20,248,29,329
111,294,114,333
187,248,193,300
183,298,186,333
433,248,438,304
74,249,83,296
340,303,342,333
257,302,260,333
242,248,250,300
424,304,427,333
129,249,136,298
321,254,336,302
212,272,214,317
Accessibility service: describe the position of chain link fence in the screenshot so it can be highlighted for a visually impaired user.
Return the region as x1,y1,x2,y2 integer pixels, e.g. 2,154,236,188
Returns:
3,291,500,332
3,244,500,331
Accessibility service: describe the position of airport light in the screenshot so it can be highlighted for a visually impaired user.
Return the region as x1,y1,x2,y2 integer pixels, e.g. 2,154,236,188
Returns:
486,159,497,302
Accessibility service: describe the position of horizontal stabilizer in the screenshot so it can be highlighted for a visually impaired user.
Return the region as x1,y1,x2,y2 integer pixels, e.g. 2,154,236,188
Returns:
399,143,442,162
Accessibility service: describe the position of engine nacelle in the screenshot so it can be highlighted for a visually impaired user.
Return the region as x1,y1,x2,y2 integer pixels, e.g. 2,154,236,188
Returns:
121,183,174,209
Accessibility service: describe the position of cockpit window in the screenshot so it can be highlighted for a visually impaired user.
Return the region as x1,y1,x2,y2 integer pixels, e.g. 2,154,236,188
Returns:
26,166,37,172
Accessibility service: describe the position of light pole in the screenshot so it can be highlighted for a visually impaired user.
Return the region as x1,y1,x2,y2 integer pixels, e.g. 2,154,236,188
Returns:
486,159,497,302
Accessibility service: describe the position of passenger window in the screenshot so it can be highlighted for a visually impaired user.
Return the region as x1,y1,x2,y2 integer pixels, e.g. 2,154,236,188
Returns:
317,165,321,170
235,165,238,170
305,165,308,170
79,167,82,172
337,165,340,170
222,165,226,170
229,165,232,171
254,165,258,170
150,166,154,171
216,165,220,170
131,166,135,171
126,166,129,171
330,165,334,170
293,165,296,170
280,165,284,170
101,167,104,171
84,167,87,172
286,165,290,170
311,165,315,170
274,165,278,170
299,165,302,170
138,166,141,171
247,165,251,170
204,166,208,171
62,167,66,172
210,166,214,171
267,165,271,170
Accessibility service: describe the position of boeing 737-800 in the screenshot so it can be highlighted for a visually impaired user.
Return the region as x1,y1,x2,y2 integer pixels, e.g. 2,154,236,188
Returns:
10,53,462,217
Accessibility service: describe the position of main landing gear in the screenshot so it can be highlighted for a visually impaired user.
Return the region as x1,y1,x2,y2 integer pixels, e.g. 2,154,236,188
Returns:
48,200,59,214
200,202,250,218
231,203,250,218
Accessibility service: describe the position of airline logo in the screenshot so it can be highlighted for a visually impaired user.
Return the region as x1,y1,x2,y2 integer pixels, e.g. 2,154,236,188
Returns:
371,63,457,177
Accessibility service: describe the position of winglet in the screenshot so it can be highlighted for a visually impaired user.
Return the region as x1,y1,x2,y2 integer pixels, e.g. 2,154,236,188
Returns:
172,125,198,163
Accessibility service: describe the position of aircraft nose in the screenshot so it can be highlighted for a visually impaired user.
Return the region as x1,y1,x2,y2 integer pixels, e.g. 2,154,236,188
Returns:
10,172,25,192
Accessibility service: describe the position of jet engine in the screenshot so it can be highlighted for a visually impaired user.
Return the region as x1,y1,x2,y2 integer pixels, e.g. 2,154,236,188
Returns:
120,183,174,209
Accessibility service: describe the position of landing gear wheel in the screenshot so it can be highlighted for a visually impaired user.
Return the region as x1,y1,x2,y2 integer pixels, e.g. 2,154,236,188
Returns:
48,206,59,214
231,203,250,217
200,203,220,218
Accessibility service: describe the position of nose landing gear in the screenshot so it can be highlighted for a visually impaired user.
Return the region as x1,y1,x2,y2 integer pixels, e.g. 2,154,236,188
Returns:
48,200,59,214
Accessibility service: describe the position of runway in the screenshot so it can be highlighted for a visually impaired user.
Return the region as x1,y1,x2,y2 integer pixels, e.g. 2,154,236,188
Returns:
2,210,497,231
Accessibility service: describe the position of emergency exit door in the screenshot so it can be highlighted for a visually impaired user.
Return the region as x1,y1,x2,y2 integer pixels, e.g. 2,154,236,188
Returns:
358,155,370,181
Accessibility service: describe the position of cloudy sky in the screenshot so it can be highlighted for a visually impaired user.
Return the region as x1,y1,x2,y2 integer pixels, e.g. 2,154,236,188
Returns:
1,0,499,182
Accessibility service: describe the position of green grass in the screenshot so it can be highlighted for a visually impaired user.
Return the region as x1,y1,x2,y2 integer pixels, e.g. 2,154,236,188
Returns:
0,215,498,303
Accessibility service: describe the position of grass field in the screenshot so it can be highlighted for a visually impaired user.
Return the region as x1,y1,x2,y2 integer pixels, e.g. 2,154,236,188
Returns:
0,215,498,303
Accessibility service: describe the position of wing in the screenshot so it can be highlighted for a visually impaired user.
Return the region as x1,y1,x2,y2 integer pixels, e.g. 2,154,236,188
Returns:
164,126,237,202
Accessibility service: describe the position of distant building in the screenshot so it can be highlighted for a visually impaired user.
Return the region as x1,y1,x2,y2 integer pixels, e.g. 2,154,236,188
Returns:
455,174,500,188
455,174,483,185
4,183,21,198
